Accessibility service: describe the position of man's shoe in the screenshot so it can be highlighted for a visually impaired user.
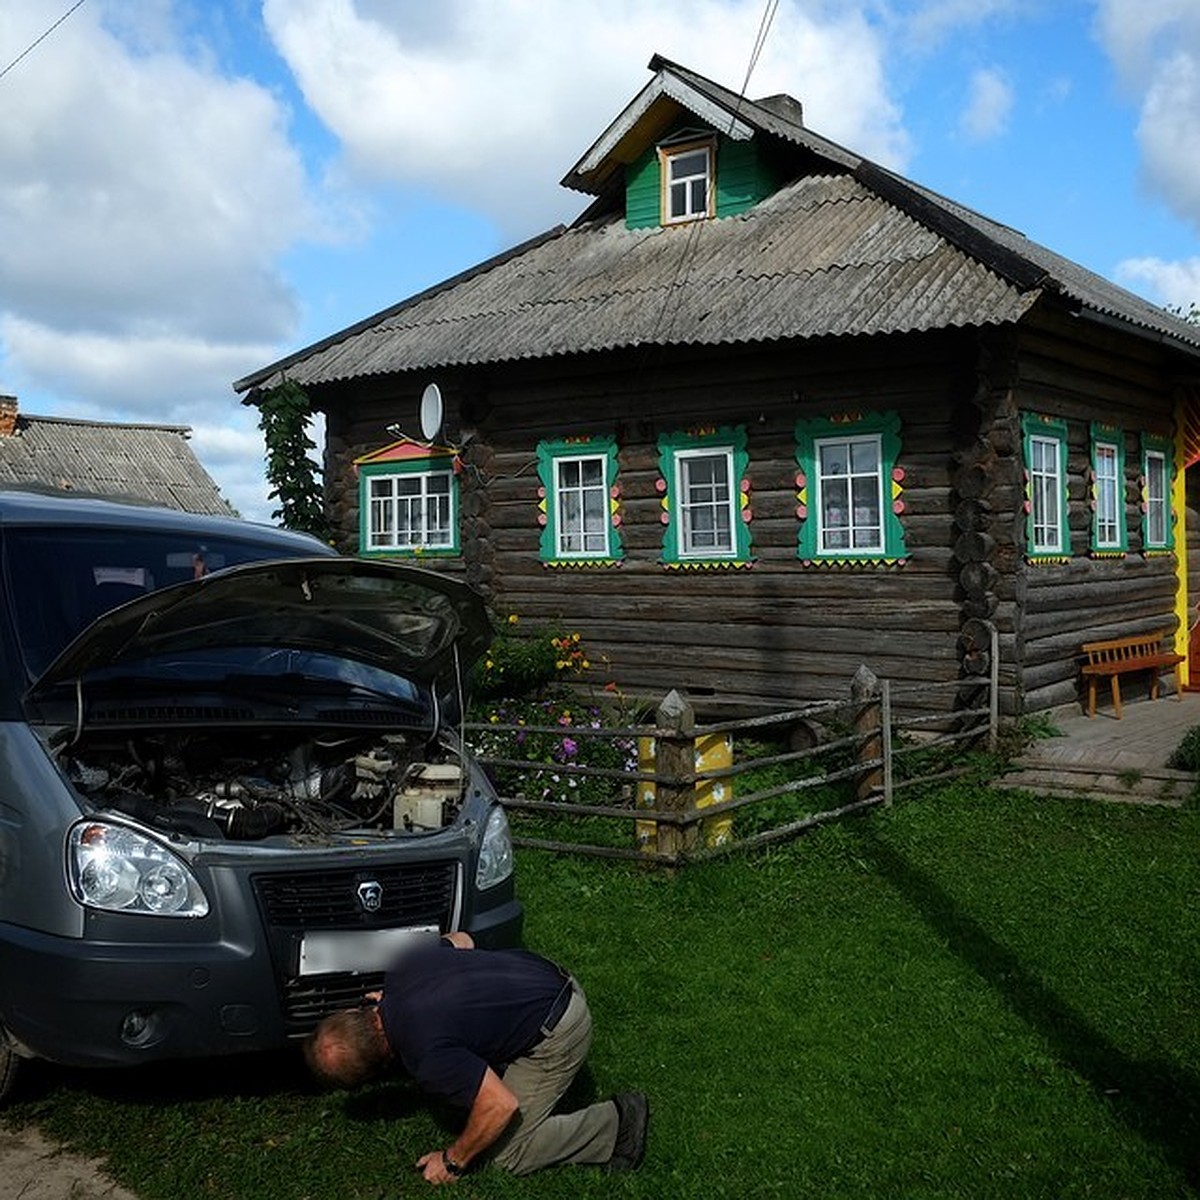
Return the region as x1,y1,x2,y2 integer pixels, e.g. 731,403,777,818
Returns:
606,1091,648,1171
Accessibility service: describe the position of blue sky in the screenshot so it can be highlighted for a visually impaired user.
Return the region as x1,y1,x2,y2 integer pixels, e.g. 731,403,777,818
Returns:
1,0,1198,521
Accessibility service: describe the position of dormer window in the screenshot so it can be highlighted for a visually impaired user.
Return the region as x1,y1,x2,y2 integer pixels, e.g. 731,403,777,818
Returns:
661,139,713,224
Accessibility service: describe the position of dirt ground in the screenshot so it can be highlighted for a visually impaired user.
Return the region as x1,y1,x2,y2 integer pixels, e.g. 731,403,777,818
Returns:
0,1123,139,1200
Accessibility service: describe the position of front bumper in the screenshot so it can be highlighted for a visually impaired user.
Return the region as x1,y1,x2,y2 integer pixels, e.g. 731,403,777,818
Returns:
0,918,286,1067
0,876,522,1069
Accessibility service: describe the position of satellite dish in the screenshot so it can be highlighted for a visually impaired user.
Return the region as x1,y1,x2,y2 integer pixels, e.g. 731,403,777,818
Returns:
419,382,444,441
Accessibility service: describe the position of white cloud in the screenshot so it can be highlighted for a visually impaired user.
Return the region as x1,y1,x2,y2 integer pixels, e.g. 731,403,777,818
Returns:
1094,0,1200,86
262,0,910,237
896,0,1034,53
0,316,275,423
959,66,1013,141
188,419,275,522
0,1,329,518
1094,0,1200,233
0,5,314,343
1134,49,1200,228
1115,255,1200,309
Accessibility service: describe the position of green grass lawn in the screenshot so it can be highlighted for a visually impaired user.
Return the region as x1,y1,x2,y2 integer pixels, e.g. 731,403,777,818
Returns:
3,783,1198,1199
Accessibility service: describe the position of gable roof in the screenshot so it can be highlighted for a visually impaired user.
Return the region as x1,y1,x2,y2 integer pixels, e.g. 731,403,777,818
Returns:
0,407,233,515
235,56,1200,398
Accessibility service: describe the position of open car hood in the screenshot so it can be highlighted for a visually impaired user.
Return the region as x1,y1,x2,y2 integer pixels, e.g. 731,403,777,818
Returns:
25,557,492,702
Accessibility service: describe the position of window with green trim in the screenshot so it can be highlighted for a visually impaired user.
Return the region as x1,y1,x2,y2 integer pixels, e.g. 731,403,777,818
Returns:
359,457,458,556
1141,433,1174,552
795,412,906,564
1020,414,1070,561
1089,422,1126,555
536,436,623,565
657,427,752,567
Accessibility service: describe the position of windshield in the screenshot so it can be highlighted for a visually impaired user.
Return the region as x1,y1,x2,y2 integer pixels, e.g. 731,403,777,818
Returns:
3,526,317,681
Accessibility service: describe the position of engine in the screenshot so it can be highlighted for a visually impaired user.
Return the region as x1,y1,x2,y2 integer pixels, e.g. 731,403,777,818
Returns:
58,729,464,840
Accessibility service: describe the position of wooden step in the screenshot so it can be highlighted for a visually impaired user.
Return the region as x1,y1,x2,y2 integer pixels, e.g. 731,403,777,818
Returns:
995,759,1193,806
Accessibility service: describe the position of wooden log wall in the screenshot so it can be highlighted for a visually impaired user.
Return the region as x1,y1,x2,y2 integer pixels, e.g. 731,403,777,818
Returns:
316,310,1191,720
322,332,984,717
999,309,1185,716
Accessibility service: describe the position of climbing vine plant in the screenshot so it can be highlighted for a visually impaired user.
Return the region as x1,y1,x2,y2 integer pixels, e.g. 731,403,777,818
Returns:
257,378,329,541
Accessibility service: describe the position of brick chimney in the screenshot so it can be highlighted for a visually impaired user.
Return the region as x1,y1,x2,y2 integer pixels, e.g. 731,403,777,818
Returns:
0,395,17,438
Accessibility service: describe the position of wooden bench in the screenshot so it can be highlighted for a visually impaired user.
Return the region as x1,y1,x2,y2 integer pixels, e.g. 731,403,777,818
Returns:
1080,631,1185,719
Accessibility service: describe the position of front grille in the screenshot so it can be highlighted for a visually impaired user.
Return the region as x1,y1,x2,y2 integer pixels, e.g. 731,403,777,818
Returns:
255,860,459,1035
254,861,458,930
283,970,386,1035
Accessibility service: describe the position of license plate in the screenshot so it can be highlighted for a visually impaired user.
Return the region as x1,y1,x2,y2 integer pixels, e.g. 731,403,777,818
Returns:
298,925,440,976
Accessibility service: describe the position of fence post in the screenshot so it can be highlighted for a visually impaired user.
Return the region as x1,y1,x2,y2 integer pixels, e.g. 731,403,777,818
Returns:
851,665,882,802
654,689,696,860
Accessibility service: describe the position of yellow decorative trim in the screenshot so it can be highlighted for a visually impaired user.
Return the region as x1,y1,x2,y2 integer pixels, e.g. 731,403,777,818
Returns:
662,560,755,571
543,559,623,569
799,557,908,569
1025,555,1070,566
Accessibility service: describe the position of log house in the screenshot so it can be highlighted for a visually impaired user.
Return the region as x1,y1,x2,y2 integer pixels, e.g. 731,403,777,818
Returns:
235,56,1200,718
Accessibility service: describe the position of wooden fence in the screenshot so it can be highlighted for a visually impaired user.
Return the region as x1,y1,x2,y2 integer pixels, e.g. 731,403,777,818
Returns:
465,631,1000,867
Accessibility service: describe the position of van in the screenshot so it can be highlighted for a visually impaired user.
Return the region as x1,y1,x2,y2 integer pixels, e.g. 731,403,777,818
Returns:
0,491,522,1099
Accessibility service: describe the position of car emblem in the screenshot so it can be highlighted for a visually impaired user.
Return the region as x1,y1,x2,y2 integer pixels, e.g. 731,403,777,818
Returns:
356,880,383,913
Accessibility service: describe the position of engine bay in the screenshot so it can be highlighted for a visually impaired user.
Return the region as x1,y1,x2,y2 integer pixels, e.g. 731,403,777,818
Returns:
58,728,465,840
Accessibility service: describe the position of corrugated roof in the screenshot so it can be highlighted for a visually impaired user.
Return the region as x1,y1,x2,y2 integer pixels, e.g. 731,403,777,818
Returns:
0,413,233,515
235,56,1200,397
239,174,1041,392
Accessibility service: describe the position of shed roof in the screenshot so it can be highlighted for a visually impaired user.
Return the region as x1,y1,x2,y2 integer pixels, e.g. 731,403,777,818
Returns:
0,409,233,515
235,55,1200,397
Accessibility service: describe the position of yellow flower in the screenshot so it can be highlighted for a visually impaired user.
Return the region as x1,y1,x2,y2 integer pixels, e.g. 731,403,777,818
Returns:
507,613,519,625
582,659,591,669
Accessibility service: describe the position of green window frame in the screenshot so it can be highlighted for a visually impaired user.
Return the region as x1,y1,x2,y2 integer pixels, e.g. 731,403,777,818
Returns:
795,411,906,565
657,426,753,568
358,455,459,557
1020,413,1070,563
536,436,623,566
1089,422,1127,556
1141,432,1174,553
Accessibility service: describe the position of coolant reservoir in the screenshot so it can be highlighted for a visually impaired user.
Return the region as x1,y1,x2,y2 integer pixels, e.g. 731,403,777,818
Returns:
393,763,462,831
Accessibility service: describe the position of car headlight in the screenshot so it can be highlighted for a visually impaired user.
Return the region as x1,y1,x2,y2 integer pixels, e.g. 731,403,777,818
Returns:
475,805,514,890
68,822,209,917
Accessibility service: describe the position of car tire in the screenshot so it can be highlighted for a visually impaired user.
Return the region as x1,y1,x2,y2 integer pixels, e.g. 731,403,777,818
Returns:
0,1027,19,1104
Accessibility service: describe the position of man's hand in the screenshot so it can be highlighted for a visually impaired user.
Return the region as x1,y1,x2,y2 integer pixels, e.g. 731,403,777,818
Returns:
416,1149,459,1185
415,1069,518,1185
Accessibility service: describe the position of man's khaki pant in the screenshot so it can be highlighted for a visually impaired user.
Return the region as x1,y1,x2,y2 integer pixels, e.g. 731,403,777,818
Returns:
490,984,619,1174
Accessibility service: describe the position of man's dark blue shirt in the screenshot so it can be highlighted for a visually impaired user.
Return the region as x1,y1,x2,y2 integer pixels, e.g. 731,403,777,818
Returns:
379,941,567,1109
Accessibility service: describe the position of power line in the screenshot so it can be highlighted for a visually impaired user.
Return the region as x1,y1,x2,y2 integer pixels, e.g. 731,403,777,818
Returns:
0,0,89,83
637,0,782,370
733,0,780,124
